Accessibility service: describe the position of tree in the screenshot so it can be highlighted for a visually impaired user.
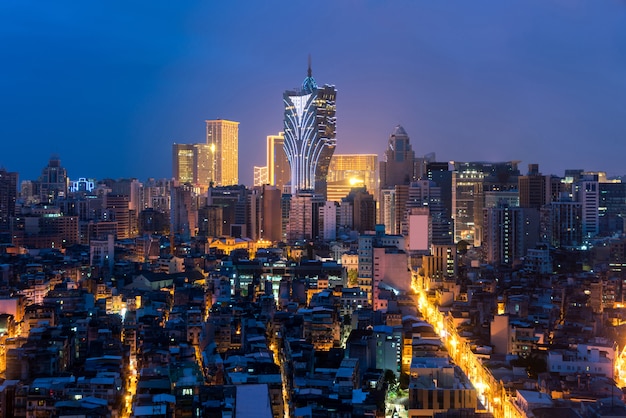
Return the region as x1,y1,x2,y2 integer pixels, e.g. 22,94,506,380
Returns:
347,268,358,287
384,369,397,389
399,372,410,390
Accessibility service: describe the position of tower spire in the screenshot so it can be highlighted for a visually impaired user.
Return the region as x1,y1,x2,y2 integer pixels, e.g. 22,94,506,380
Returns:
301,54,317,94
308,54,312,78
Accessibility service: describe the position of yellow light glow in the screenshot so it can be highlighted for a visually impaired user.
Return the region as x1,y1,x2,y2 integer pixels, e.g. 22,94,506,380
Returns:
450,336,458,348
475,381,486,393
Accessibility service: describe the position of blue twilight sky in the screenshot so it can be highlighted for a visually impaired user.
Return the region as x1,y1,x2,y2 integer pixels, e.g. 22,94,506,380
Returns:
1,0,626,185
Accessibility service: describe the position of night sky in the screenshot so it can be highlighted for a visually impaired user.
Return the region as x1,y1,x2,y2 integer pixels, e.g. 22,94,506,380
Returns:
1,1,625,185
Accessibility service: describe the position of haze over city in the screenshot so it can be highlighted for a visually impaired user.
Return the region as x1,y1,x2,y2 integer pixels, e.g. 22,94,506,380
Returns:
1,0,625,183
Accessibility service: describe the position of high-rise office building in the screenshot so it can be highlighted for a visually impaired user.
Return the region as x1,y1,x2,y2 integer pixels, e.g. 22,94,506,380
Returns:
38,155,68,203
206,119,240,187
143,178,172,213
393,184,410,236
0,168,18,233
341,187,376,234
171,183,198,239
253,166,268,187
421,244,458,281
207,185,248,237
97,178,143,237
20,180,35,205
358,225,405,306
379,189,396,235
327,154,378,203
405,180,453,246
540,197,582,248
172,143,214,191
426,162,454,244
104,194,131,240
575,172,600,239
172,144,195,184
451,161,520,245
482,204,539,267
283,63,337,197
258,185,282,243
266,133,290,192
194,143,213,190
599,178,626,236
197,205,223,238
285,191,324,242
11,211,79,249
379,126,437,233
518,164,550,210
320,201,338,241
379,125,416,189
247,187,262,241
427,162,452,216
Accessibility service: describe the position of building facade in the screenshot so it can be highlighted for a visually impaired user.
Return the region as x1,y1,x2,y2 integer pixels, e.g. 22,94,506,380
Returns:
482,204,539,268
379,125,416,190
172,143,214,191
37,156,68,204
0,168,18,233
266,132,290,192
327,154,378,202
283,64,337,198
540,198,583,248
253,166,268,187
357,225,404,306
206,119,240,187
518,163,550,210
285,191,324,242
599,179,626,236
451,161,520,245
172,144,195,184
576,172,600,239
171,183,199,239
379,126,419,234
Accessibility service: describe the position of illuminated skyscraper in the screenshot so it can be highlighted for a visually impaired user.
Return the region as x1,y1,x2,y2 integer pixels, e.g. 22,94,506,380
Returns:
194,143,212,190
105,194,131,239
172,143,213,191
206,119,239,186
327,154,378,202
253,166,268,187
172,144,195,184
266,132,290,192
283,62,337,197
452,161,520,244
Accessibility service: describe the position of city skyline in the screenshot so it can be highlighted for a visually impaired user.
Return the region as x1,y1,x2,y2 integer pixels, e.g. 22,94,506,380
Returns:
1,1,626,184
